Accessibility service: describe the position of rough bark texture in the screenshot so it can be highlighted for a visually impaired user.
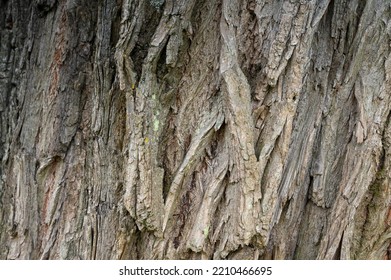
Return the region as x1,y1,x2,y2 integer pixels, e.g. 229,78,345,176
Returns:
1,0,391,260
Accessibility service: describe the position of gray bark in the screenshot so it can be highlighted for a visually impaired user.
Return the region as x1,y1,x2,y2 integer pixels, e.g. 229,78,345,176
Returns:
0,0,390,259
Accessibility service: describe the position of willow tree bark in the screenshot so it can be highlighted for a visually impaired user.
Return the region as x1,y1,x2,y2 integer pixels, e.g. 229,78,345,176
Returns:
1,0,390,260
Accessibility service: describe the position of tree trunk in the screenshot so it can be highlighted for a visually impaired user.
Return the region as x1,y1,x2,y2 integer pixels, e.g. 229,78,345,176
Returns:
1,0,390,260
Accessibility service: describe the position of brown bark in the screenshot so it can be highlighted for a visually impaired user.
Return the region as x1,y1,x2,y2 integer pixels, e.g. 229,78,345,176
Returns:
0,0,390,259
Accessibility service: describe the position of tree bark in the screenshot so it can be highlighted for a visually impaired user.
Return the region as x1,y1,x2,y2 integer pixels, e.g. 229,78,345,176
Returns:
0,0,390,260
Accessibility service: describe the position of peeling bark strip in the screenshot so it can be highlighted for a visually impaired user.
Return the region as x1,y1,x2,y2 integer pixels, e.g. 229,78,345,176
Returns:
0,0,390,259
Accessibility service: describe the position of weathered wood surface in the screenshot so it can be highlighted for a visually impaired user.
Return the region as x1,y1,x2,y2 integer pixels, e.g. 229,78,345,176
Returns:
0,0,390,259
